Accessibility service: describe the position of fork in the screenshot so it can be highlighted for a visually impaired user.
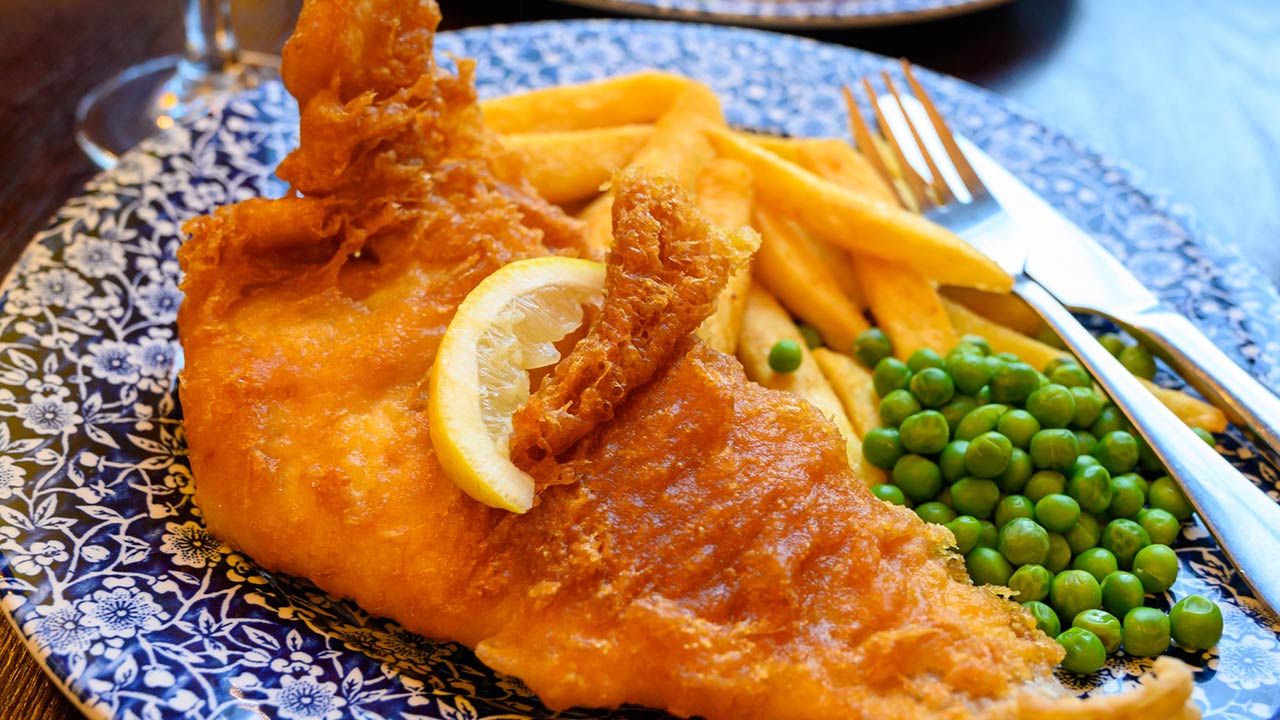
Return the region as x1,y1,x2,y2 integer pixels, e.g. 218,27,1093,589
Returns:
845,63,1280,616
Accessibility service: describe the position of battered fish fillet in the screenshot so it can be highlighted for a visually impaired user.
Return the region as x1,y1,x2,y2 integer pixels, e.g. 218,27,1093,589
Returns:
177,0,1198,717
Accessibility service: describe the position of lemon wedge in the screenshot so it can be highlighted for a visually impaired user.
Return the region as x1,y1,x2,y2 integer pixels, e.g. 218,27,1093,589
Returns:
428,256,606,512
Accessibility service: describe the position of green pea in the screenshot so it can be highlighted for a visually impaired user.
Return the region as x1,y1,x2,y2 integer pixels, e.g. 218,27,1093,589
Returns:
1149,476,1195,521
1050,570,1103,625
1094,430,1139,475
916,501,957,525
946,353,991,396
1026,383,1076,429
1035,493,1081,533
1073,430,1098,456
1137,508,1182,546
1090,405,1131,438
1050,362,1092,389
1098,333,1128,357
976,520,999,550
959,335,992,356
1119,344,1157,380
1029,429,1079,473
955,403,1008,441
1070,387,1105,429
1009,564,1054,602
1070,455,1099,478
853,328,892,367
989,361,1041,405
966,547,1014,586
1073,609,1123,655
1056,627,1107,674
997,448,1033,494
931,441,966,484
873,357,912,398
892,454,942,502
909,367,955,409
965,431,1013,478
1100,571,1145,618
870,483,907,506
1064,513,1102,556
1170,595,1223,650
998,517,1050,566
935,485,952,507
974,385,992,404
1122,607,1171,657
945,515,983,555
1042,356,1075,376
1133,544,1179,594
993,352,1020,362
1100,518,1151,569
1072,547,1119,583
939,395,978,436
899,410,950,455
1024,470,1067,503
951,478,1001,519
862,427,904,470
1107,473,1147,519
1024,600,1062,637
996,409,1040,449
907,347,945,373
797,323,823,350
879,389,922,428
768,339,803,373
995,494,1036,528
1067,464,1113,515
1045,532,1073,573
1192,427,1216,447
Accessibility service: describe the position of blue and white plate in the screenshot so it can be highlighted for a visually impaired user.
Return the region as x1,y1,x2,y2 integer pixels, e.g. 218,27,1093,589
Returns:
550,0,1013,29
2,20,1279,720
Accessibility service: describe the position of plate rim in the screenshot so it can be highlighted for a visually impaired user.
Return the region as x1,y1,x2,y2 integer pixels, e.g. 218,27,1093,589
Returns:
549,0,1015,29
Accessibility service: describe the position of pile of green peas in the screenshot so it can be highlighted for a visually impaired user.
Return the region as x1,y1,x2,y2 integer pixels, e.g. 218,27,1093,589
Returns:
854,328,1223,674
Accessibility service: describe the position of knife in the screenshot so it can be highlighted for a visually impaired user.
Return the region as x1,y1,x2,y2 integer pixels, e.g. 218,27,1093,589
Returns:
956,135,1280,459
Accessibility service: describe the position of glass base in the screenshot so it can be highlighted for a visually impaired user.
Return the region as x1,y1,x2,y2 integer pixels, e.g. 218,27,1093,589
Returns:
75,51,280,169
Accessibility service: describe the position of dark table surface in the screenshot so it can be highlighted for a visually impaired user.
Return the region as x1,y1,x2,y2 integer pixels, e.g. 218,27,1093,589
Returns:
2,0,1278,716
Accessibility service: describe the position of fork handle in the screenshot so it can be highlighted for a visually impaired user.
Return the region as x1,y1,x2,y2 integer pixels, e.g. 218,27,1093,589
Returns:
1104,308,1280,460
1014,277,1280,616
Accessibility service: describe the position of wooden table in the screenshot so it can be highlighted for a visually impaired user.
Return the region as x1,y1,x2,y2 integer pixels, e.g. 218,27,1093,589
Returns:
2,0,1278,717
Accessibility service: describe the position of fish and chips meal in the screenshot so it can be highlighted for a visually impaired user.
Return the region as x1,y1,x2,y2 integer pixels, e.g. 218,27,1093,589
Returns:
177,0,1231,716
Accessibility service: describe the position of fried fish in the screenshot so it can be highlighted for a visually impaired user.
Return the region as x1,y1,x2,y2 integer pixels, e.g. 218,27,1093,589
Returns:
177,0,1197,717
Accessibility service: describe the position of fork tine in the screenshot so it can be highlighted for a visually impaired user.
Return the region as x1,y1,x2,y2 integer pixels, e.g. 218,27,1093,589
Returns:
900,60,982,195
863,76,931,212
882,70,953,206
841,84,905,209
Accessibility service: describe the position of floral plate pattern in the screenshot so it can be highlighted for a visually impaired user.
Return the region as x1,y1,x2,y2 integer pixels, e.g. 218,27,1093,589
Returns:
550,0,1013,29
1,20,1279,720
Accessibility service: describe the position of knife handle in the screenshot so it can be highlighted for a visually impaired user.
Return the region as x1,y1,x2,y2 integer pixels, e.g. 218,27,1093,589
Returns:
1111,309,1280,460
1014,277,1280,617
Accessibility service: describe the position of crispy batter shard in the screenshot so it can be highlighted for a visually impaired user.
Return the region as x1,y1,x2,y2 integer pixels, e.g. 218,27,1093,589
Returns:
178,0,1199,718
509,168,758,473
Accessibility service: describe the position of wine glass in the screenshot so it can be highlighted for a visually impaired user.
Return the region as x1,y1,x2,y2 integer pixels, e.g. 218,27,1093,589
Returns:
75,0,280,169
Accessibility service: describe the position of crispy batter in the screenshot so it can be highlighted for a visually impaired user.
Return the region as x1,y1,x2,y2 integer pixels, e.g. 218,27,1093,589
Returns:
178,1,1198,718
509,168,757,473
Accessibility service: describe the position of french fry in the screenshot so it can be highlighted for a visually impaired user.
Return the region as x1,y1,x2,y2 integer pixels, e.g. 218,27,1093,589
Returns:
505,125,653,205
1139,379,1228,433
854,255,958,357
943,299,1228,431
738,285,860,469
793,222,867,310
579,83,725,255
811,348,890,485
753,207,869,352
941,286,1046,338
694,159,756,355
732,131,807,163
479,71,693,133
705,126,1012,291
791,140,899,205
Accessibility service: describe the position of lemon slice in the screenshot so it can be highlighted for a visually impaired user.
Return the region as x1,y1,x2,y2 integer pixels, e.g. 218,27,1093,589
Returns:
429,256,606,512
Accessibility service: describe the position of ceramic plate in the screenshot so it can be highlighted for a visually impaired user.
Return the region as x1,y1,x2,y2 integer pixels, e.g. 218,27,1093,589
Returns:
2,19,1279,720
549,0,1013,29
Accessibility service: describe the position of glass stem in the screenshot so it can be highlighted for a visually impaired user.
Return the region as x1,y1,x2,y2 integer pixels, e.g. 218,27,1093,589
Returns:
182,0,240,76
